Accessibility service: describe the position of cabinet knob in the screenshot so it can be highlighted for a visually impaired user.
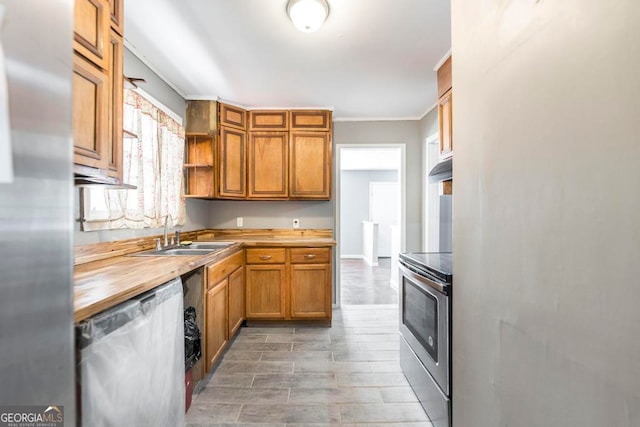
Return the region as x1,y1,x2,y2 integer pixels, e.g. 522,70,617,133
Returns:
259,255,272,260
304,254,316,259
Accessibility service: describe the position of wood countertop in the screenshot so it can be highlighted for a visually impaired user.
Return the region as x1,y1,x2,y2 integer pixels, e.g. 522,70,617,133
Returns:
74,234,335,323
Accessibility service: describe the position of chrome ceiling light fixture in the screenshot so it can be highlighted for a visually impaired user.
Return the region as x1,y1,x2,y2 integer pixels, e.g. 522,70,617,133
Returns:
287,0,330,33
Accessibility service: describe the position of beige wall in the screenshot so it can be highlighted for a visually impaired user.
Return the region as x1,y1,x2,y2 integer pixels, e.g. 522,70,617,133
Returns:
452,1,640,425
333,120,423,252
419,107,440,251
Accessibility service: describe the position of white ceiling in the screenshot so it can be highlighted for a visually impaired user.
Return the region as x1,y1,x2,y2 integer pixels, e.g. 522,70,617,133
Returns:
124,0,451,120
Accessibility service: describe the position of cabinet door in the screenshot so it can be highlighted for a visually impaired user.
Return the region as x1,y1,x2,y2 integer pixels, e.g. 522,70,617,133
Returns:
107,29,123,180
219,103,247,131
218,126,247,198
438,90,453,159
289,132,331,199
248,132,289,199
205,279,228,372
108,0,124,34
290,110,331,131
249,110,289,131
245,265,286,319
290,264,331,319
436,56,452,98
74,0,110,70
73,53,109,171
228,267,245,338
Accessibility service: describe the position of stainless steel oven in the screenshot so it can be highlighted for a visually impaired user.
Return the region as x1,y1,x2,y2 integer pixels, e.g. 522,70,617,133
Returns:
399,252,452,427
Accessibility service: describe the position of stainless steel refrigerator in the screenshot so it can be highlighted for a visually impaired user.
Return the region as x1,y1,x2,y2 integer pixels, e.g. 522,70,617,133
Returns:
0,1,75,425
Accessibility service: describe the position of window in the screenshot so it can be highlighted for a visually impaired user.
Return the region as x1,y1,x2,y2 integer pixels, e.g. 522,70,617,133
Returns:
81,89,186,231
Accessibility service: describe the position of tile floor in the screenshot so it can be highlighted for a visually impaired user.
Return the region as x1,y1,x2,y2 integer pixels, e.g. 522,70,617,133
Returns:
340,258,398,306
186,305,431,426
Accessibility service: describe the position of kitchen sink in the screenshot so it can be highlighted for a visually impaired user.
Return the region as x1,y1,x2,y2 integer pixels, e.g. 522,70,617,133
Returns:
183,242,235,250
128,242,234,257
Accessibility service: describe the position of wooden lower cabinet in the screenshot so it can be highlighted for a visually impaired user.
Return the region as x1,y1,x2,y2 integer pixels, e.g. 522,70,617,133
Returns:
205,278,228,372
245,264,286,319
290,264,331,319
245,247,332,322
204,250,244,372
228,267,245,337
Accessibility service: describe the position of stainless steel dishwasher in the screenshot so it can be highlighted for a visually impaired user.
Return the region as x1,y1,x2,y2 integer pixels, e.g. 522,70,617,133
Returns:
76,278,185,426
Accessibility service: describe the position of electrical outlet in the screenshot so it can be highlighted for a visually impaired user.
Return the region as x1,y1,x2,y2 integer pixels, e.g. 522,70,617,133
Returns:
236,217,243,227
293,218,300,229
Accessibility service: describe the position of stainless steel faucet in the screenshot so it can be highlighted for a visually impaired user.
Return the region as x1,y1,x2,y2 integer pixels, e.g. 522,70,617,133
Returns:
163,215,173,247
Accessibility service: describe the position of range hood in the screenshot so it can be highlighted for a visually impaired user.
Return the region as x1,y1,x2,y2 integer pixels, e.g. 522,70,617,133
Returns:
427,157,452,182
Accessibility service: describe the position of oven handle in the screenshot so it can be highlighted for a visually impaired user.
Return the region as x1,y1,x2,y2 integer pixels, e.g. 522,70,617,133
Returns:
399,261,449,295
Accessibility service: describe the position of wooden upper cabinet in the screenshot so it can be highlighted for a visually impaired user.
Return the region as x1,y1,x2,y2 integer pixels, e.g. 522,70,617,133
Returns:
74,0,110,70
108,0,124,34
73,0,124,180
437,56,452,98
186,100,218,135
249,110,289,131
290,110,331,131
438,90,453,159
219,103,247,131
107,29,123,180
218,127,247,199
248,132,289,199
73,54,109,171
436,55,453,159
289,132,331,199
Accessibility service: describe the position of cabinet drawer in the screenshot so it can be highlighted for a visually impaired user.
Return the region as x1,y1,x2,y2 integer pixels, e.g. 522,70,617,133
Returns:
246,248,286,264
290,247,331,264
207,250,244,289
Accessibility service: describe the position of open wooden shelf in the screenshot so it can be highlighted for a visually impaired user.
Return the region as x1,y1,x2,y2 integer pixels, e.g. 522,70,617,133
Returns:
184,133,216,198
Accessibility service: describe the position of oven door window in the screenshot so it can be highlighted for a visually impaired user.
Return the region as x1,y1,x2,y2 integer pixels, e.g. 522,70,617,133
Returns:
403,277,438,362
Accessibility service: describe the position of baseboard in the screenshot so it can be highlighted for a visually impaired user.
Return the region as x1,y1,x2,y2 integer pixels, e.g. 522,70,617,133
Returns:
340,254,365,260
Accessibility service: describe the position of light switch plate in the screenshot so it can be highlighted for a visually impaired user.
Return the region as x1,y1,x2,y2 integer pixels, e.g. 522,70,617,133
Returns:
237,217,243,227
293,218,300,228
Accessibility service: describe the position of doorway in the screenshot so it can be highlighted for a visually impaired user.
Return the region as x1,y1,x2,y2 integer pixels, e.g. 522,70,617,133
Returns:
335,145,405,306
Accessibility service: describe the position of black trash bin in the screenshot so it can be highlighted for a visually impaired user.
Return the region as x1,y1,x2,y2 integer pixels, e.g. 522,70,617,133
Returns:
184,307,201,411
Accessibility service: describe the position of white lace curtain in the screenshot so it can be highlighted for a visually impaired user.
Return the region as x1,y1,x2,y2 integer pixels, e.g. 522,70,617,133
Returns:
82,89,186,231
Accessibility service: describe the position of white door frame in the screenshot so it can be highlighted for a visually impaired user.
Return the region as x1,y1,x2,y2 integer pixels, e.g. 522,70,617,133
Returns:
334,144,406,307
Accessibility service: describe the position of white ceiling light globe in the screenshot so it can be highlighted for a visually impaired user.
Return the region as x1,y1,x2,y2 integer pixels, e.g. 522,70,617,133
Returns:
287,0,329,33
